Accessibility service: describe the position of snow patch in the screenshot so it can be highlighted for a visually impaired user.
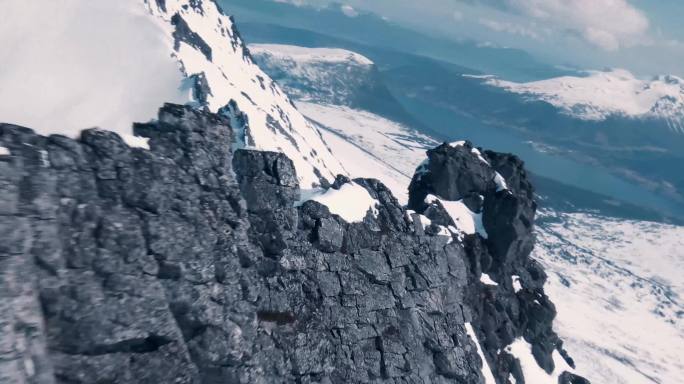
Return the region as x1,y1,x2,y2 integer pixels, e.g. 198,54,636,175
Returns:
449,141,490,165
512,275,523,293
122,134,150,150
0,146,10,156
416,214,432,229
506,338,574,383
425,194,488,238
465,323,497,384
308,182,379,223
471,147,490,165
480,273,499,286
494,172,508,192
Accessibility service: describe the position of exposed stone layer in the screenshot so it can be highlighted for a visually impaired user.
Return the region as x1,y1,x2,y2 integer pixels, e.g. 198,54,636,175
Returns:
0,105,586,383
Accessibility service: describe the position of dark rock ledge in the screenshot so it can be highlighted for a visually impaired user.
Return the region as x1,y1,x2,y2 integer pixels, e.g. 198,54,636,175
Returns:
0,104,587,383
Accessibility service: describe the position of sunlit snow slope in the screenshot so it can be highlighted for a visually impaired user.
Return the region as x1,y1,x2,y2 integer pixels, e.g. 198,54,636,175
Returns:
247,43,438,203
535,210,684,384
143,0,346,187
298,102,437,203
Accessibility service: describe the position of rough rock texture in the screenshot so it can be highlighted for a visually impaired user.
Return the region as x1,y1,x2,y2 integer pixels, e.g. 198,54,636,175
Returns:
0,104,479,383
408,142,585,383
0,106,586,383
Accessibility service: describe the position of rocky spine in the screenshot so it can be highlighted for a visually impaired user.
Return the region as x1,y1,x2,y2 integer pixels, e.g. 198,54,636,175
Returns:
0,105,586,383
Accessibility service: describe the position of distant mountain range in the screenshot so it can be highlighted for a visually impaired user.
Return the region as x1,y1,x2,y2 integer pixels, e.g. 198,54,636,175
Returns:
487,69,684,132
241,22,684,219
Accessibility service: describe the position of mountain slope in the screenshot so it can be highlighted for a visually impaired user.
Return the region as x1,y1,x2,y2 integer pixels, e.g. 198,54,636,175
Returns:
247,42,684,383
250,43,427,131
298,102,438,204
487,69,684,132
143,0,346,187
535,211,684,384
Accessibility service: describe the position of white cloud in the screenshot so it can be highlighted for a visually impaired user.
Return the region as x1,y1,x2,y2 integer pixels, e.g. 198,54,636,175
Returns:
505,0,650,51
0,1,187,138
340,4,359,17
479,18,542,40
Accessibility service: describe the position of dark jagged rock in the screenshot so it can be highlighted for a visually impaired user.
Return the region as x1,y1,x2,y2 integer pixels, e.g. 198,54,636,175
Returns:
0,104,480,383
0,104,587,383
408,142,495,210
171,13,212,61
408,141,588,383
559,371,592,384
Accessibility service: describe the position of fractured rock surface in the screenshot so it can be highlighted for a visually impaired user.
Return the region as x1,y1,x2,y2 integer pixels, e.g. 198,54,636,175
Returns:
0,105,586,383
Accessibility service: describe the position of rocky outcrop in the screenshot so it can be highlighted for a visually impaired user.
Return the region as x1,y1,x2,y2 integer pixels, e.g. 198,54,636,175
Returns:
408,142,582,383
0,105,585,383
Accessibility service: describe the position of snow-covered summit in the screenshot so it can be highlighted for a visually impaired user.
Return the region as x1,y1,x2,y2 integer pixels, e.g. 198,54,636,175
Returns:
487,69,684,131
143,0,347,187
249,44,373,66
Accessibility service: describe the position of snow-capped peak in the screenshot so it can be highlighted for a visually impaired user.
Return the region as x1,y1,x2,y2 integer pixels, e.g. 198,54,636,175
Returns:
486,68,684,130
143,0,347,187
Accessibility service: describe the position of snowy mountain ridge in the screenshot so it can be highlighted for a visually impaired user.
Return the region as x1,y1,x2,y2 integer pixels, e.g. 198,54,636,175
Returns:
486,69,684,133
249,44,374,66
142,0,347,187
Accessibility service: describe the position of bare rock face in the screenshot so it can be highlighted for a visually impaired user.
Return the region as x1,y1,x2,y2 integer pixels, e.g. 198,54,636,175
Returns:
0,104,587,383
408,141,585,383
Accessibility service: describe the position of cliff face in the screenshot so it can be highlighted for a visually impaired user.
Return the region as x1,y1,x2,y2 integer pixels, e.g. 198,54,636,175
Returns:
0,104,586,383
408,143,588,384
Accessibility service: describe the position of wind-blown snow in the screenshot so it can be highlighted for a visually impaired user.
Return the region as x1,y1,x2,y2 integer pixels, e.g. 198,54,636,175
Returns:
534,210,684,384
465,323,497,384
487,69,684,129
297,102,438,203
425,194,488,238
249,44,373,66
143,0,347,188
0,0,187,137
308,182,379,223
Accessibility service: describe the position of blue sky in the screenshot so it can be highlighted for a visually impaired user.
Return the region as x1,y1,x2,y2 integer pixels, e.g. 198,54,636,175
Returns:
273,0,684,77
